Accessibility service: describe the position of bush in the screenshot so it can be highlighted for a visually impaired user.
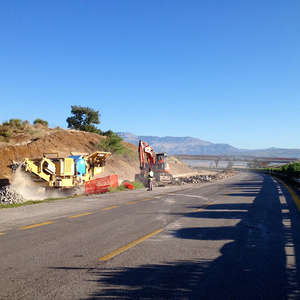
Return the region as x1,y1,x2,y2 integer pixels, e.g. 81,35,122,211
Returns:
108,181,145,193
108,185,126,193
22,120,31,128
1,119,30,131
132,181,145,189
0,125,12,138
103,130,114,137
33,118,48,127
8,119,22,129
0,123,13,141
268,162,300,178
97,132,126,154
0,119,40,142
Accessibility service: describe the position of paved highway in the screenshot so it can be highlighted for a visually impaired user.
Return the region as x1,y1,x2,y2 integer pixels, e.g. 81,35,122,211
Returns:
1,172,300,299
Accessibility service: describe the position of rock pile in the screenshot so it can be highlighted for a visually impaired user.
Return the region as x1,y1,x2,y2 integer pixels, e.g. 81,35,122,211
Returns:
173,171,235,185
0,186,24,204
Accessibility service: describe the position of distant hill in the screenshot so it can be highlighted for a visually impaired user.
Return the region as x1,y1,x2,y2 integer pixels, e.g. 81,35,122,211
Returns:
118,132,300,158
242,148,300,158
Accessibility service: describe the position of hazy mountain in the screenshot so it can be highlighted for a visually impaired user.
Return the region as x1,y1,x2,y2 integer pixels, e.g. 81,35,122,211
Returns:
241,148,300,158
118,132,300,158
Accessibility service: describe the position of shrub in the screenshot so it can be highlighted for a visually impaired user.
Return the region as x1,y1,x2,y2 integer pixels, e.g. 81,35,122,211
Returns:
103,130,114,137
97,132,126,154
33,118,48,127
268,162,300,177
0,125,12,139
1,119,31,132
132,181,145,189
108,181,145,193
108,185,126,193
8,119,22,129
0,119,28,141
22,120,31,128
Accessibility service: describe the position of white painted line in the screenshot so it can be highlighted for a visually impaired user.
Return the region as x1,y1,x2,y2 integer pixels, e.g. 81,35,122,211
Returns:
167,193,208,200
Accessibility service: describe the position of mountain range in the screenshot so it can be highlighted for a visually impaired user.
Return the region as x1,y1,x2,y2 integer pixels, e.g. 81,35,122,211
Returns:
118,132,300,158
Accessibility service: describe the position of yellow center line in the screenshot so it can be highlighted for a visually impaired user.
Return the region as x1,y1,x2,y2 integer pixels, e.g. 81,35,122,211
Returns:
101,205,119,211
142,197,153,201
99,228,163,262
194,208,205,212
0,232,5,236
193,202,213,212
20,221,53,230
68,212,93,219
125,200,138,205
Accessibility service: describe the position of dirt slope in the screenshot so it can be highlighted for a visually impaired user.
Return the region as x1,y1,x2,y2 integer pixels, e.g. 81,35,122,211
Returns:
0,129,194,184
0,129,104,181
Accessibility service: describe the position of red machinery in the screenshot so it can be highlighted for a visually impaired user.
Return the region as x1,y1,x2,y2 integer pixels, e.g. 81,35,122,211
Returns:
138,140,156,171
138,140,172,183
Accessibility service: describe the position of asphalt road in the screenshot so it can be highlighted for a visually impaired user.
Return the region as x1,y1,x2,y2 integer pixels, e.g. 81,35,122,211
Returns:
1,172,300,299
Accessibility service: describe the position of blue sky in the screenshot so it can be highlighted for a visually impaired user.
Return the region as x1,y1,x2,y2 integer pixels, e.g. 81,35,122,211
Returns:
0,1,299,149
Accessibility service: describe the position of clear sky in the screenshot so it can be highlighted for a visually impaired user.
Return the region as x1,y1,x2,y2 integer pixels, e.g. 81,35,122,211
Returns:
0,1,299,149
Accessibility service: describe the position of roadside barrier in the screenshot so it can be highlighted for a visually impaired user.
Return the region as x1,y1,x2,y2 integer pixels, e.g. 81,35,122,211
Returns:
85,174,118,194
268,171,300,187
123,182,135,190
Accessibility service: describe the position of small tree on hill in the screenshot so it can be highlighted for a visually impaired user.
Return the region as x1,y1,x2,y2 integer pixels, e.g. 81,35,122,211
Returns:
66,106,102,134
34,118,48,127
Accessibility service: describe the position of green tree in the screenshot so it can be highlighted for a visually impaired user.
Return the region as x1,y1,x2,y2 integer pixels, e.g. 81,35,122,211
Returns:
66,106,102,134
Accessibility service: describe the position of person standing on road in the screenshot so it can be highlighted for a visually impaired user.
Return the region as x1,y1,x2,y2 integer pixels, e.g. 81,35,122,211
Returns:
147,168,154,191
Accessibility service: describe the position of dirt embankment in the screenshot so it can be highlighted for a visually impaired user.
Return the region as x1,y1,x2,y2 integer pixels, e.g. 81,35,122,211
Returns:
0,129,196,185
167,156,200,176
0,129,104,182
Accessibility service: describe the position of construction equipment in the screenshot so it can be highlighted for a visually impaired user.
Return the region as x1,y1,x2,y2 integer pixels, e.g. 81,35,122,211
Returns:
23,151,111,188
138,140,172,183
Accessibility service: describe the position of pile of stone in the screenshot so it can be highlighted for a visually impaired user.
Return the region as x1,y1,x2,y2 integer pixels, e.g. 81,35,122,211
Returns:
173,175,214,185
0,186,24,204
173,171,235,185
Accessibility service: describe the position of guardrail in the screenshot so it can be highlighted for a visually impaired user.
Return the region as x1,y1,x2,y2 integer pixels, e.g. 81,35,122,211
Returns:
266,170,300,187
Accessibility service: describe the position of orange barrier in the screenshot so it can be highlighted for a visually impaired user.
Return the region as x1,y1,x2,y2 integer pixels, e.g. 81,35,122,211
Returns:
85,174,118,194
123,182,135,190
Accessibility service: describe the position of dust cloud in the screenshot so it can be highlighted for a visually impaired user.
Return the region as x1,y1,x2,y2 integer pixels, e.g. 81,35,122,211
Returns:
11,167,62,201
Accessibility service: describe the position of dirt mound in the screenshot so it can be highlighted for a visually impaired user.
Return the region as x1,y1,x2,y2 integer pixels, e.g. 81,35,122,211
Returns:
167,156,196,175
0,129,104,182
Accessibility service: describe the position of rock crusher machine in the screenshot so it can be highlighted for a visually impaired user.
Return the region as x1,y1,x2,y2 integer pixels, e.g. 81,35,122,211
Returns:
23,151,111,188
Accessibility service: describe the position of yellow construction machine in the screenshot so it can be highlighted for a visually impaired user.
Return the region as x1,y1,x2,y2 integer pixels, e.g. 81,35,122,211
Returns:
23,151,111,188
